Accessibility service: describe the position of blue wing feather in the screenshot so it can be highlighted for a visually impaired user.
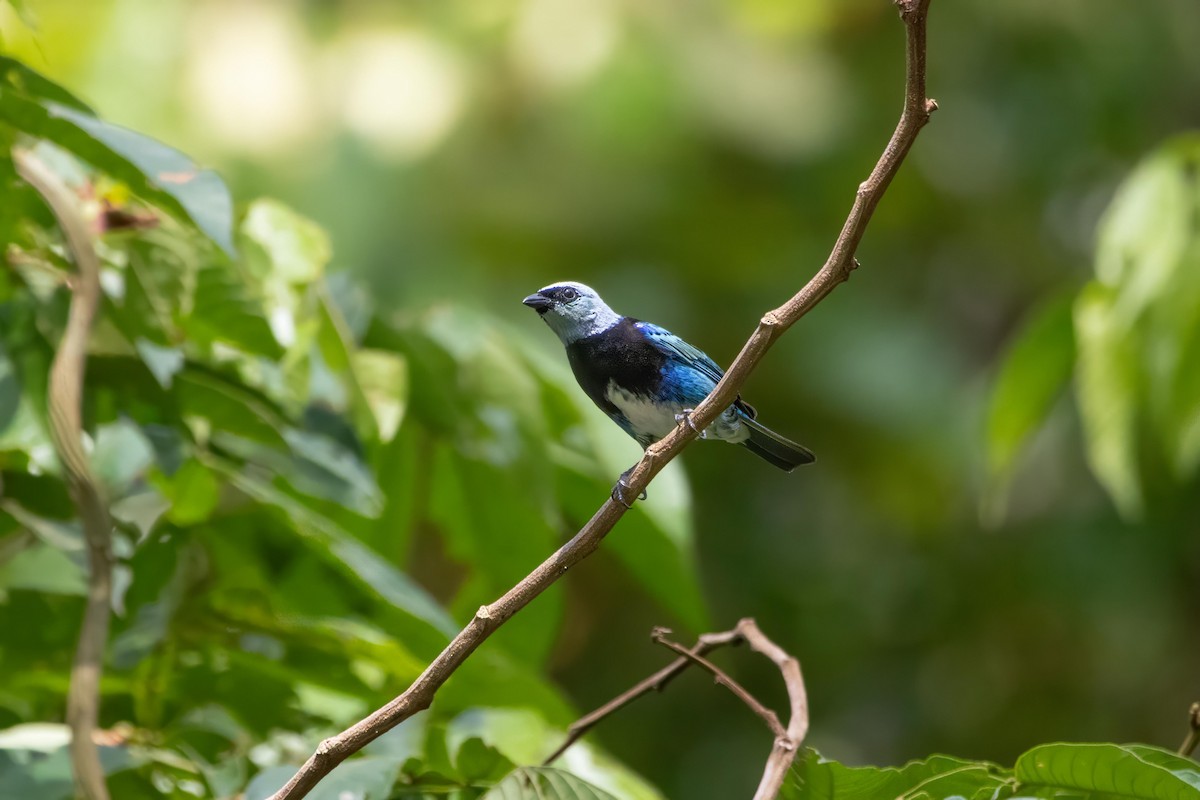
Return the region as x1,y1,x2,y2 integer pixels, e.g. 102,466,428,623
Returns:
635,322,724,383
635,321,756,418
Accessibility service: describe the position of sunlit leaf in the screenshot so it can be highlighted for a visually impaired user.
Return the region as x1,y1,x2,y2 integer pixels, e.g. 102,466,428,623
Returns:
0,88,235,253
482,767,620,800
157,458,220,526
0,57,91,113
1074,283,1141,517
1014,743,1200,799
783,749,1008,800
242,199,331,286
985,294,1075,483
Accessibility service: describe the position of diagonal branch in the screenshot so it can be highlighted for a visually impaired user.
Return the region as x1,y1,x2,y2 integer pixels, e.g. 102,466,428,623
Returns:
268,3,934,797
13,150,114,800
651,627,787,740
542,628,743,765
546,620,807,800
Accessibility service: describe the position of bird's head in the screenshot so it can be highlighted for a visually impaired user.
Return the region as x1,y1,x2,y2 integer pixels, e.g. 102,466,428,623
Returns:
522,281,620,344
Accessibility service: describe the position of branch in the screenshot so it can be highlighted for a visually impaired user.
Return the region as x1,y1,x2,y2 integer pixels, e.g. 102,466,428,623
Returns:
738,619,809,800
268,2,935,797
651,627,786,739
547,620,807,800
13,150,113,800
542,628,743,765
1180,702,1200,758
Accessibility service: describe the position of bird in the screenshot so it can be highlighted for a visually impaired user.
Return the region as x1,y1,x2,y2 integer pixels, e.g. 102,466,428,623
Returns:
522,281,814,505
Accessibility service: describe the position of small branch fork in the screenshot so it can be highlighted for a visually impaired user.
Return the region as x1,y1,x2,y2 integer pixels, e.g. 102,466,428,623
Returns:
269,2,934,798
543,620,807,800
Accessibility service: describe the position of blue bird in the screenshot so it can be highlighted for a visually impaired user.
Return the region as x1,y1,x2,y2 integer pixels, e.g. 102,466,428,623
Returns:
523,281,814,504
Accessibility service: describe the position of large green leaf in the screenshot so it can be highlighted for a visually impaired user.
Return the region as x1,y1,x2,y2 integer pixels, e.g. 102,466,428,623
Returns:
1074,283,1141,517
0,57,92,114
1014,743,1200,799
0,85,234,254
986,294,1076,483
217,461,457,637
242,199,331,287
783,749,1008,800
482,767,620,800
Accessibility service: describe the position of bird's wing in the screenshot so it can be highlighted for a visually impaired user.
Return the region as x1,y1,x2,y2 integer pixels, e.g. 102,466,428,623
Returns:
635,321,725,384
635,321,757,418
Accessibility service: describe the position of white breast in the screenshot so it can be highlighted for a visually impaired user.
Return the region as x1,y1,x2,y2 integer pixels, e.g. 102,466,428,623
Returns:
605,382,680,440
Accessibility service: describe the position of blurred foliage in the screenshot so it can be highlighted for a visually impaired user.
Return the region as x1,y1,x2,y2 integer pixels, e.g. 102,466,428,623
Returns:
989,136,1200,520
0,53,691,799
1,0,1199,798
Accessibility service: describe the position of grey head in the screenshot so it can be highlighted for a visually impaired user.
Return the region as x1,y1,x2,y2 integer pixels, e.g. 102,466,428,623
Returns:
522,281,621,344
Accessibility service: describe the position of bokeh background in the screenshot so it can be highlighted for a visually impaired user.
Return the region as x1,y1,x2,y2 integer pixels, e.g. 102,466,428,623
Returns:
3,0,1200,797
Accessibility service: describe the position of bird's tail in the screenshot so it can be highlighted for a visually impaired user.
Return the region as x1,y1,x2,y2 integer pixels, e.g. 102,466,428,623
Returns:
739,416,816,472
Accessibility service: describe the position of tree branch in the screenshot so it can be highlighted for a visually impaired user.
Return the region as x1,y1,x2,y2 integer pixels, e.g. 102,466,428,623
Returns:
651,627,787,740
268,2,934,797
13,150,113,800
738,619,809,800
542,628,743,765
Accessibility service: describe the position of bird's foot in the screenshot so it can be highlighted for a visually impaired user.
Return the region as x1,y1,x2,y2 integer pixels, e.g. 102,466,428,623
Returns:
674,408,707,439
612,469,647,508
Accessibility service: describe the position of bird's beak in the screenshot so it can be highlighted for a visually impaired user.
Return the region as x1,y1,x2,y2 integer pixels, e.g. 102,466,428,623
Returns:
522,293,552,314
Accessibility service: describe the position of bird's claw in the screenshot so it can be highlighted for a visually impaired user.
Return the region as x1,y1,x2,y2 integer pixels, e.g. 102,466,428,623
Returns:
674,408,707,439
612,470,647,508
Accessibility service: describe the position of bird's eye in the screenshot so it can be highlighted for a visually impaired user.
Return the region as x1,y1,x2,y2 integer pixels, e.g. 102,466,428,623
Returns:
561,287,578,302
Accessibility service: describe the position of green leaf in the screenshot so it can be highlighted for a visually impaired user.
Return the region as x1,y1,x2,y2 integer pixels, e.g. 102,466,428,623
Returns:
1014,743,1200,799
482,767,620,800
1095,145,1193,320
0,57,91,113
352,349,407,443
217,461,457,637
91,418,155,497
157,458,220,526
133,340,184,389
986,294,1076,481
245,757,404,800
0,542,85,595
1074,283,1142,517
242,199,331,286
447,708,665,800
784,749,1008,800
0,88,235,254
174,367,289,449
185,262,282,358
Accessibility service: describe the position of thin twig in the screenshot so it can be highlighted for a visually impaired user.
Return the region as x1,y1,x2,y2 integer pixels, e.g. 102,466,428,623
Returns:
651,627,786,739
542,629,743,765
268,2,934,796
1179,702,1200,758
14,150,113,800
